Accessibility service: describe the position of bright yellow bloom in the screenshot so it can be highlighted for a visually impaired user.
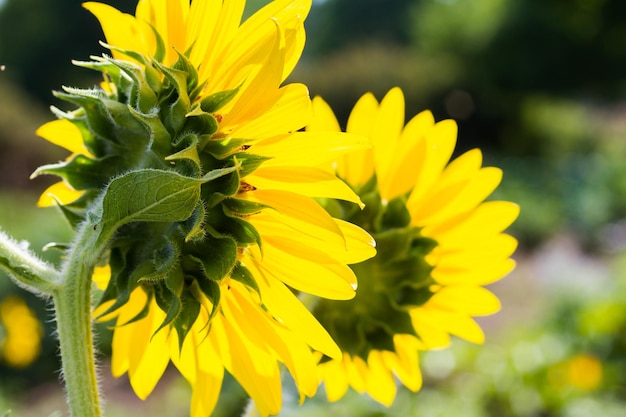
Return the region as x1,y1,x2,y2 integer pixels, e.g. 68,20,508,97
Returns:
0,296,43,368
308,87,519,405
34,1,375,416
548,353,603,392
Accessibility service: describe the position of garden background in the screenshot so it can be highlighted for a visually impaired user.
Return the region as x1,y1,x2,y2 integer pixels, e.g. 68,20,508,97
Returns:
2,0,626,415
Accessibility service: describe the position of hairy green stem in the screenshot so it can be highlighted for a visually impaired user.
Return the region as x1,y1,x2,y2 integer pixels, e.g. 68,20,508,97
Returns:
52,221,105,417
0,228,59,296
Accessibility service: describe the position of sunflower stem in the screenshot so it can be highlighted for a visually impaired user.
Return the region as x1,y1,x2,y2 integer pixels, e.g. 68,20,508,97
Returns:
52,220,105,417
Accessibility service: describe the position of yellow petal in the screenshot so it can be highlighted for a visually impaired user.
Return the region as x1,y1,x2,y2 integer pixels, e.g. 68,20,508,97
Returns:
345,354,368,394
427,286,501,316
187,0,222,69
406,119,458,208
247,235,357,299
245,258,341,358
243,189,346,248
36,181,84,207
385,335,422,392
321,358,350,402
431,258,517,286
246,166,362,206
84,2,149,60
195,0,246,86
366,350,397,406
211,299,282,416
249,131,370,168
231,83,311,140
338,93,379,188
412,305,485,345
425,201,520,245
371,87,405,201
309,96,341,132
409,309,452,349
36,119,91,156
229,285,319,402
379,110,435,201
190,367,223,417
332,218,377,264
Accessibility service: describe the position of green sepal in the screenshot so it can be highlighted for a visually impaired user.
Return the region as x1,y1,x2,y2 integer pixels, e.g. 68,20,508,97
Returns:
181,202,207,243
32,154,122,191
235,153,272,177
154,61,190,134
230,262,261,297
193,276,220,321
107,58,159,112
172,49,199,95
202,169,241,208
50,189,99,230
172,288,201,349
380,196,411,230
183,108,219,138
139,236,181,283
53,89,117,142
127,106,172,156
185,235,238,281
202,137,253,159
72,58,123,88
166,133,201,174
222,198,269,216
370,226,414,263
96,246,152,319
56,88,148,145
214,210,262,248
153,268,184,335
200,85,241,113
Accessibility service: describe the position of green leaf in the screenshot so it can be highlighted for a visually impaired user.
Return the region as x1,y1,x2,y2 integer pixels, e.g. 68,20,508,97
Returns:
98,167,238,242
100,169,203,234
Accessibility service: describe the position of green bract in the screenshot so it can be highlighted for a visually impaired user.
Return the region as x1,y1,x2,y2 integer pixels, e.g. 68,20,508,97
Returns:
315,177,437,359
33,46,270,345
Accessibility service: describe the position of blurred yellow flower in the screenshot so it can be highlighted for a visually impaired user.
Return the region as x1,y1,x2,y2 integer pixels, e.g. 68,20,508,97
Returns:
0,296,43,368
549,353,603,392
34,1,376,416
308,87,519,405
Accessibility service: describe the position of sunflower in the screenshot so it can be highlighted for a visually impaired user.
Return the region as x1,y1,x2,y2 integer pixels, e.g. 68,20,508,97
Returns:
32,1,375,415
307,87,519,405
